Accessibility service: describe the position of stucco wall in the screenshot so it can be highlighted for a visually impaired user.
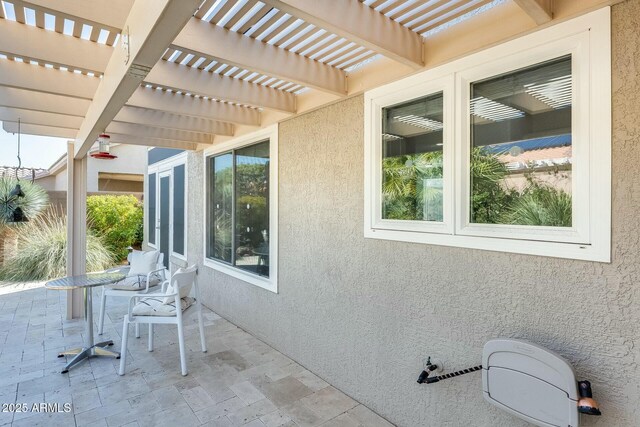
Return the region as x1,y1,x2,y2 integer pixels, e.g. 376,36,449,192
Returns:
185,3,639,426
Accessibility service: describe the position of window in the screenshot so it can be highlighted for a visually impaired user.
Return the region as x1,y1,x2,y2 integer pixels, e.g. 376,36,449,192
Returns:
205,126,278,292
469,56,572,227
364,9,611,261
382,92,445,223
173,164,186,256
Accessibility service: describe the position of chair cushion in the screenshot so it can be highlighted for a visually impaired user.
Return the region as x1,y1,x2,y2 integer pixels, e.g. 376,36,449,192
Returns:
129,250,159,276
132,296,194,317
107,274,161,291
162,267,193,304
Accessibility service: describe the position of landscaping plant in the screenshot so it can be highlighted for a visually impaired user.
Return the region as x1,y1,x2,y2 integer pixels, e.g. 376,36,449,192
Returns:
0,210,113,281
86,194,143,261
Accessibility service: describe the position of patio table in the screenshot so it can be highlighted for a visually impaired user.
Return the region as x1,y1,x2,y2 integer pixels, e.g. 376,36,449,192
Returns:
45,272,126,373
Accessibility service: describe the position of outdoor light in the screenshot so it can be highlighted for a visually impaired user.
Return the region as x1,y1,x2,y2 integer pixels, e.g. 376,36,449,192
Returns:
90,133,118,159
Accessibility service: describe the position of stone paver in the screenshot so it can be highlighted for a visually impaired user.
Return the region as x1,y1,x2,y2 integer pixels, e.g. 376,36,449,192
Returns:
0,281,393,426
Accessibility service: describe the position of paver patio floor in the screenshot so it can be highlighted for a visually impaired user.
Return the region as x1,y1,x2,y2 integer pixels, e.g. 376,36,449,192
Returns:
0,282,393,427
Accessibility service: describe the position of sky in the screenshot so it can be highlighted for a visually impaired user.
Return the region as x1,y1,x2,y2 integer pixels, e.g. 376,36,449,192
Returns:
0,121,68,169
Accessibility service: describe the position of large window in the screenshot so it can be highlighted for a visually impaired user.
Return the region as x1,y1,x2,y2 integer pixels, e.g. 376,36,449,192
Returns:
469,56,572,227
205,127,278,292
364,9,611,262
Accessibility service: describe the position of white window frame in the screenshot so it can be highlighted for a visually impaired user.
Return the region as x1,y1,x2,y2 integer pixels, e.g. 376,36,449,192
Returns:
364,8,611,262
202,125,279,293
367,76,455,235
146,152,188,262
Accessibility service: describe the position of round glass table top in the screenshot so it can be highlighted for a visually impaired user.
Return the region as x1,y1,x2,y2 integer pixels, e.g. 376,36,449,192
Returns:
45,272,126,290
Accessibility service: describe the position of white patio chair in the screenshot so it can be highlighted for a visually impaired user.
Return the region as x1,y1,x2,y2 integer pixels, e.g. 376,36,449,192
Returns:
99,250,166,338
118,265,207,376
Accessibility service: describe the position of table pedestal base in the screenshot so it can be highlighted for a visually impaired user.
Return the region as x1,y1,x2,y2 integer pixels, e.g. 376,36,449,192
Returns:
58,340,120,373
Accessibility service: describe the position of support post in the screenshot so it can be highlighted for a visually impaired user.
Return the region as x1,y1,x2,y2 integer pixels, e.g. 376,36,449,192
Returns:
66,141,87,319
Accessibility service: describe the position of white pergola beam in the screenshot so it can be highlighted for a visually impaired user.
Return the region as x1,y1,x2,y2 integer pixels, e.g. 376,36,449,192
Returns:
3,121,77,139
3,121,197,150
262,0,423,69
174,20,346,96
0,18,111,73
105,121,213,144
115,106,234,136
127,87,260,126
74,0,203,158
108,133,198,150
145,61,296,113
0,65,259,126
0,87,90,117
0,107,83,129
0,104,231,138
513,0,553,24
0,60,98,99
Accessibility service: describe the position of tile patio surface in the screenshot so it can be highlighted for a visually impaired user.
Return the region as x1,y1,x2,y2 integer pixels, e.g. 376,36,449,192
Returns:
0,282,393,427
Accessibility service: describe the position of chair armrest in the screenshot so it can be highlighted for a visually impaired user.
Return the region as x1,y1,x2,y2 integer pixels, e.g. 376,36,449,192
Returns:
145,267,167,292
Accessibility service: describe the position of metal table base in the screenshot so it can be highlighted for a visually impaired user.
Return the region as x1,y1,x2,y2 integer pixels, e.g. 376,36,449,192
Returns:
57,285,120,373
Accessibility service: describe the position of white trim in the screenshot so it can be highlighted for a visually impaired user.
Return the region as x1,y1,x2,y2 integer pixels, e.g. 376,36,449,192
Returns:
364,8,611,262
202,125,279,293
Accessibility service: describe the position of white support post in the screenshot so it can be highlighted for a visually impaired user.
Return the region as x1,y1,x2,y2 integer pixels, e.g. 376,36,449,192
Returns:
66,141,87,319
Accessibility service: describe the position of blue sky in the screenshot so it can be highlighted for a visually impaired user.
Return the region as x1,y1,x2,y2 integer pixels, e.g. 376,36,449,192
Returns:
0,121,68,169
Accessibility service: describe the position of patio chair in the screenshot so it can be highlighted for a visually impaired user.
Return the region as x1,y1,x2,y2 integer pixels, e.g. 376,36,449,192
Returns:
118,265,207,376
98,250,166,337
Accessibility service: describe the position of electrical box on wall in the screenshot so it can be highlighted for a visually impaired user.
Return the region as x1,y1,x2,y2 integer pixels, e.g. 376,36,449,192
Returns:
482,339,579,427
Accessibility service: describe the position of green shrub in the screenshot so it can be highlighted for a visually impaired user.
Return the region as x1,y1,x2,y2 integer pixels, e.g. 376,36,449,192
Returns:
0,211,114,281
86,195,143,261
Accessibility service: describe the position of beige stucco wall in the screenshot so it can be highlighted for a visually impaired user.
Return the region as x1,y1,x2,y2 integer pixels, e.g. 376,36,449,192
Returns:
180,3,640,426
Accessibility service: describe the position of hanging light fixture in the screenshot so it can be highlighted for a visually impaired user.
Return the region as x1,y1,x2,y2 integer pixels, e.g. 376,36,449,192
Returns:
90,133,118,159
7,119,29,224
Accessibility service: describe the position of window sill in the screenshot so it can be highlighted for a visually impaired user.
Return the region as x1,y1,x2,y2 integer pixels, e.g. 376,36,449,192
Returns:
203,258,277,293
364,228,610,263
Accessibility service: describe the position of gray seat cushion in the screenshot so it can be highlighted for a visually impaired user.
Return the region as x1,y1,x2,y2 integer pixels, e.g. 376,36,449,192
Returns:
107,274,162,291
132,296,195,317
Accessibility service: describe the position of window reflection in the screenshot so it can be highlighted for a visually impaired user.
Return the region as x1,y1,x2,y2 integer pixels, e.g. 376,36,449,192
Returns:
208,141,270,277
235,142,270,277
382,92,444,222
470,55,572,227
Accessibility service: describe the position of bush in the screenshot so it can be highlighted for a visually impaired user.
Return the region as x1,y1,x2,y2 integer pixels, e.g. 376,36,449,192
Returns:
0,211,114,281
86,195,143,261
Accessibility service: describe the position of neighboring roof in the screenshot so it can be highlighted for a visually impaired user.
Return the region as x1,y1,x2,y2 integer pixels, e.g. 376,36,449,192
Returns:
483,134,572,154
0,165,48,180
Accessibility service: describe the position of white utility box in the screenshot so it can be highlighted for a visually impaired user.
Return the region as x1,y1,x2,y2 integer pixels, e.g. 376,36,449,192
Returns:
482,339,579,427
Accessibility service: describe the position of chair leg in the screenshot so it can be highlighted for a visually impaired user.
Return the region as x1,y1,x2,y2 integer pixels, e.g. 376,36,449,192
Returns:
135,322,140,339
119,318,130,376
98,288,107,335
177,319,187,376
148,324,154,352
197,303,207,353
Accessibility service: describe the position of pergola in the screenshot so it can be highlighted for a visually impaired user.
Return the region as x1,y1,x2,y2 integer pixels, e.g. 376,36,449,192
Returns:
0,0,621,316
